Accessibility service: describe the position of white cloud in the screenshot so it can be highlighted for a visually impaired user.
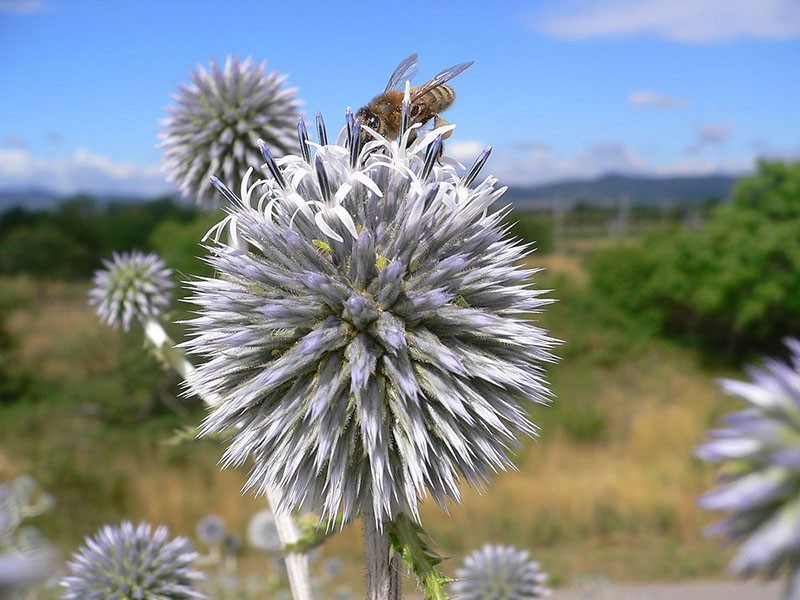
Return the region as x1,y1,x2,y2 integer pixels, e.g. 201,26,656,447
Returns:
0,0,48,14
465,138,757,186
446,140,486,165
491,141,649,186
0,147,174,197
687,123,731,153
651,155,753,177
628,91,687,109
533,0,800,43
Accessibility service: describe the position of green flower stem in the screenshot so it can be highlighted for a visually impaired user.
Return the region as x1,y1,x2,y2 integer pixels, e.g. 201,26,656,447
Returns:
363,503,401,600
142,316,314,600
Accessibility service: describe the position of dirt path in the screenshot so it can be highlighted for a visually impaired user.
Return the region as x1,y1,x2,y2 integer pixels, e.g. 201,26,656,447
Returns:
551,578,782,599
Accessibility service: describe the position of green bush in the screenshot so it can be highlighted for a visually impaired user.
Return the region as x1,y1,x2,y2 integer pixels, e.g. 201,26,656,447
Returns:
0,196,200,279
0,223,92,278
588,159,800,360
148,212,221,279
0,311,31,403
504,210,554,254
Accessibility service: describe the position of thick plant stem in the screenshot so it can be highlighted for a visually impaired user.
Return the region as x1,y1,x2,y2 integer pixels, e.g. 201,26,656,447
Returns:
143,318,194,381
363,503,402,600
267,487,314,600
142,316,315,600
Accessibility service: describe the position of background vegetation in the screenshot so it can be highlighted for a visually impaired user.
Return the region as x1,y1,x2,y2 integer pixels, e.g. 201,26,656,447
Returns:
1,159,797,594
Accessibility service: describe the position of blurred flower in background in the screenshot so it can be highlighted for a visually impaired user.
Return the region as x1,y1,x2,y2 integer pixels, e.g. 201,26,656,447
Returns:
697,339,800,597
88,250,174,332
160,55,302,208
0,551,55,599
0,473,56,599
196,514,227,548
246,508,281,553
451,543,551,599
60,521,205,599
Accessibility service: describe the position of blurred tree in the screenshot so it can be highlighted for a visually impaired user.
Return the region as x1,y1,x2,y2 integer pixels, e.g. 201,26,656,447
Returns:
589,159,800,361
0,196,203,278
148,211,221,279
0,222,91,278
504,211,554,254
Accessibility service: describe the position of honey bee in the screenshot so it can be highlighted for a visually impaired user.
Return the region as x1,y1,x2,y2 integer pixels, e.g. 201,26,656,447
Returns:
355,53,473,142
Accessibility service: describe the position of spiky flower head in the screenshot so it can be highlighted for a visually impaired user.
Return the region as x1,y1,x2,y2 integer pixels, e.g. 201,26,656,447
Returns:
246,509,281,552
697,339,800,597
89,250,174,332
59,521,205,600
452,544,551,599
160,55,302,208
195,514,226,547
183,106,557,527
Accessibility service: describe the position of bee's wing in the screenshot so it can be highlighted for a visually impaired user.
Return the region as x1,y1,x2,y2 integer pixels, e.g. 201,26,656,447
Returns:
410,61,474,102
384,53,419,92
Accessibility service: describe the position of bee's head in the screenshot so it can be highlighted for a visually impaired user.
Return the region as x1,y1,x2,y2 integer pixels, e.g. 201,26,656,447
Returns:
355,107,382,150
355,107,381,133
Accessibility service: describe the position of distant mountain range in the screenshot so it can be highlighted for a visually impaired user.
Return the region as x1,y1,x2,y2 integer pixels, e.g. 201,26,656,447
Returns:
503,173,739,209
0,172,741,212
0,188,159,211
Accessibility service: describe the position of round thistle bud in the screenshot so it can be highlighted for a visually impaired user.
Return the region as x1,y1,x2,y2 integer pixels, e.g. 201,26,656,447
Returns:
160,55,302,208
89,250,174,332
452,544,551,599
697,339,800,594
195,514,227,547
184,114,557,526
59,521,205,599
246,509,281,553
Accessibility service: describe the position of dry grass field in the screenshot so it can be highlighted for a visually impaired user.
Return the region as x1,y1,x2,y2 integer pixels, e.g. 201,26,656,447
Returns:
0,253,743,594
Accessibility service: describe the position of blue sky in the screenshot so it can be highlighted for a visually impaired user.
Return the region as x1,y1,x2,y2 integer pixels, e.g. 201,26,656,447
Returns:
1,0,799,196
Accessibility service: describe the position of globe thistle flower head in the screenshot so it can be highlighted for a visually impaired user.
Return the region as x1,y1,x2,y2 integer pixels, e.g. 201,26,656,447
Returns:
184,106,558,527
246,509,281,553
89,250,174,332
60,520,205,599
160,55,302,208
195,514,227,547
452,544,551,599
697,339,800,595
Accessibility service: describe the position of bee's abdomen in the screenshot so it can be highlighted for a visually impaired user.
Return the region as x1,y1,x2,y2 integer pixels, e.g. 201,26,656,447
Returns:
413,85,456,118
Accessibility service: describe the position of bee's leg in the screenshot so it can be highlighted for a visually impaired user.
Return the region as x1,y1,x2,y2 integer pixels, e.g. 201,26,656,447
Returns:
432,115,451,161
433,115,454,139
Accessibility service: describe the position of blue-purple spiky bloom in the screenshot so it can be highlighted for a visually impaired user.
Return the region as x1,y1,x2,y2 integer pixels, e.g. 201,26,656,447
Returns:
183,111,557,526
195,514,227,547
452,544,551,599
160,55,302,208
697,339,800,598
89,250,174,332
59,521,205,600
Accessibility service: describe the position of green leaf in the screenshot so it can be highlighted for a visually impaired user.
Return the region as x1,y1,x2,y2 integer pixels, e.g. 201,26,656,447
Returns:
388,514,451,600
